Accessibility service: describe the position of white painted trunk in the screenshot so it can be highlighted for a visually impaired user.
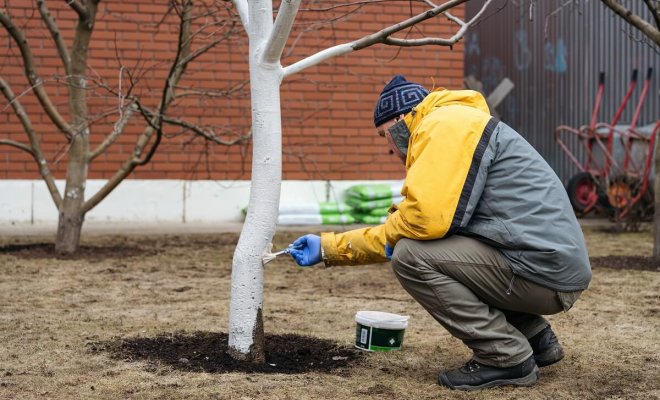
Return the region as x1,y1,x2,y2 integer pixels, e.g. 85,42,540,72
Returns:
228,1,283,361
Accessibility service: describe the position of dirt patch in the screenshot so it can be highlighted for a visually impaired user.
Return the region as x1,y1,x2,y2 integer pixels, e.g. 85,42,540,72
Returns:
1,228,659,399
590,256,659,271
90,331,363,374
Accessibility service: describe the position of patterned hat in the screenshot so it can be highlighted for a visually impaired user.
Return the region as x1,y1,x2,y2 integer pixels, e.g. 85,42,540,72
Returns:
373,75,429,127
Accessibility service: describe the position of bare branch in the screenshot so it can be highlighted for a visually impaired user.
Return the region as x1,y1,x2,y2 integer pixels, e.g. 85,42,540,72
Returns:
384,0,493,46
443,11,464,26
382,36,453,46
232,0,249,29
0,10,73,139
0,139,35,155
642,0,660,30
299,0,431,12
351,0,469,50
83,1,240,214
177,23,237,67
0,77,63,208
83,0,195,214
88,102,136,161
144,0,195,163
158,114,252,146
284,0,483,78
82,112,153,213
38,0,71,73
262,0,301,64
601,0,660,46
65,0,90,21
544,0,577,39
173,80,249,99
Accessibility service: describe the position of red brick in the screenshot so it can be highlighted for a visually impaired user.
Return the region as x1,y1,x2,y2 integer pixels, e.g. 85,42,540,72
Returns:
1,0,464,181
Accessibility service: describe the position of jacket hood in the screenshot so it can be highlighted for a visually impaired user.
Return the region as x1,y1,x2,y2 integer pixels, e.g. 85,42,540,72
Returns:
403,88,490,134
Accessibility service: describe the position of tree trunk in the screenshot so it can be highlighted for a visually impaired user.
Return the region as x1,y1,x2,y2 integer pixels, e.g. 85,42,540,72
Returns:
227,2,282,362
55,207,85,255
55,2,97,256
653,128,660,261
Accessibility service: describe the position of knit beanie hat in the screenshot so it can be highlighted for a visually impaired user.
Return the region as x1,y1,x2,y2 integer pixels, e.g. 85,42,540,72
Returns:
373,75,429,127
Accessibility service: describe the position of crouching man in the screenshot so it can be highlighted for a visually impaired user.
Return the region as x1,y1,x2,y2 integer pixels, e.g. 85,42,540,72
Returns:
289,75,591,391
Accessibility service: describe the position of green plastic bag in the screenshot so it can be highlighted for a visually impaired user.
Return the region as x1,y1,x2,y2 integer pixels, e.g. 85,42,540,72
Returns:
277,213,356,225
345,184,395,200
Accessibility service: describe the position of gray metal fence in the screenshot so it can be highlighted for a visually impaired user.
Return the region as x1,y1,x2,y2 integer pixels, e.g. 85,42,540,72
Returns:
465,0,659,183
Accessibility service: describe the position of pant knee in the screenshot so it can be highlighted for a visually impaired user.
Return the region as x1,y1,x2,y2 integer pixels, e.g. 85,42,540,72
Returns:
391,238,418,275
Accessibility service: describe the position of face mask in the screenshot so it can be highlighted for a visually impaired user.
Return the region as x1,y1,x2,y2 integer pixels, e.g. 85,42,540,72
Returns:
387,119,411,157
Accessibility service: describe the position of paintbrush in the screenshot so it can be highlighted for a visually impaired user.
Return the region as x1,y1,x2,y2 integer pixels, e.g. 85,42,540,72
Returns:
262,243,300,265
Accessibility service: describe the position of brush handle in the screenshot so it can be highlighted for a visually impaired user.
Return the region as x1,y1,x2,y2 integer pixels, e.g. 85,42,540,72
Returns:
272,243,303,257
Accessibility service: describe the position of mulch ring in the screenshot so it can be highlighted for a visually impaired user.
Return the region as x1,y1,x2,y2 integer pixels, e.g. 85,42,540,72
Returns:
88,332,364,374
590,256,659,272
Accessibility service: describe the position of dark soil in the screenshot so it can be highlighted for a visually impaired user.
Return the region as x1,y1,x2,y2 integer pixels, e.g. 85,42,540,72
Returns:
0,242,157,261
590,256,659,271
0,236,216,261
0,233,275,261
89,332,364,374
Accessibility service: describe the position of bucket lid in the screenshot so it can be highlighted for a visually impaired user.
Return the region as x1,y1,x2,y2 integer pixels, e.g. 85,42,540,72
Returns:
355,310,409,329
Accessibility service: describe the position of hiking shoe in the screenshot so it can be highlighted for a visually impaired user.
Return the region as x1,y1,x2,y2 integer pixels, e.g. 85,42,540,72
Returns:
438,356,539,391
529,326,565,367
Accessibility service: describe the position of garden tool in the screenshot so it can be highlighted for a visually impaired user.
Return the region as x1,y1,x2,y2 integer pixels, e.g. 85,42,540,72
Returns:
262,243,300,265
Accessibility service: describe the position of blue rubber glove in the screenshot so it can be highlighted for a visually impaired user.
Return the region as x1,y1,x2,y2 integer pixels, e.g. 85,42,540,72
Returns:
289,234,322,266
385,243,394,260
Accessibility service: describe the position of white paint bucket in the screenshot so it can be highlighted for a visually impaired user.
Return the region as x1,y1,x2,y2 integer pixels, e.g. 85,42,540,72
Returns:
355,311,409,352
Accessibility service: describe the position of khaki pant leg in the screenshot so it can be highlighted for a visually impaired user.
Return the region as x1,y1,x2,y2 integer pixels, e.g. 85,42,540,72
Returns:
391,235,564,367
502,311,549,339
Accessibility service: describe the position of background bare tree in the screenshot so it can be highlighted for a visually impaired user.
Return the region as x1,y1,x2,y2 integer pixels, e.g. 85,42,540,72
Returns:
601,0,660,46
0,0,249,255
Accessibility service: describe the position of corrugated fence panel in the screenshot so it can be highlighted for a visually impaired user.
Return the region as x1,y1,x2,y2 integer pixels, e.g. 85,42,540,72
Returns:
465,0,659,183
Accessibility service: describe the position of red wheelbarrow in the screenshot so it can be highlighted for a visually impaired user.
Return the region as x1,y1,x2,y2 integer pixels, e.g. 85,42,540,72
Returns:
555,68,658,222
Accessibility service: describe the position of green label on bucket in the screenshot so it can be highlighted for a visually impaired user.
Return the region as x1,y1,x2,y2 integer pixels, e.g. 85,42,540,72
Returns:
355,323,405,351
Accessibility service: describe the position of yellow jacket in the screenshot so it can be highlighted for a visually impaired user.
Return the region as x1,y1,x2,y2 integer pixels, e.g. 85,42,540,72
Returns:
321,89,492,266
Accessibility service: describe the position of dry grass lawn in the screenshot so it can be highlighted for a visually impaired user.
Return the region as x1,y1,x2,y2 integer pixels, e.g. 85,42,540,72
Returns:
0,224,658,399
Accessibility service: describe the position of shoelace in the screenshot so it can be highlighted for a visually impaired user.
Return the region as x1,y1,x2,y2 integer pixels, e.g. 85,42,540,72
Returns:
464,360,482,372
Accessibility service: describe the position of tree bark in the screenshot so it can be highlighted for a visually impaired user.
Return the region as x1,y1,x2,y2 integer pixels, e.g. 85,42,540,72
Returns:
653,124,660,261
55,1,98,255
227,66,281,362
227,0,282,363
600,0,660,46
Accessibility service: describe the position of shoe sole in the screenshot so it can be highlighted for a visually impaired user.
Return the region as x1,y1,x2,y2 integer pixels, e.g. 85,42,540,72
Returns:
439,365,539,391
534,345,565,367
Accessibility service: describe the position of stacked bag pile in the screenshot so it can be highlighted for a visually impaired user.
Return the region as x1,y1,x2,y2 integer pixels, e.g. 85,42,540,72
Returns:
242,181,404,226
345,182,403,224
275,202,355,225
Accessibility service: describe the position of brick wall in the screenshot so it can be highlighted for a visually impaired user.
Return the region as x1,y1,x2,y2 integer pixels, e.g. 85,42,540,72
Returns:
0,1,465,181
